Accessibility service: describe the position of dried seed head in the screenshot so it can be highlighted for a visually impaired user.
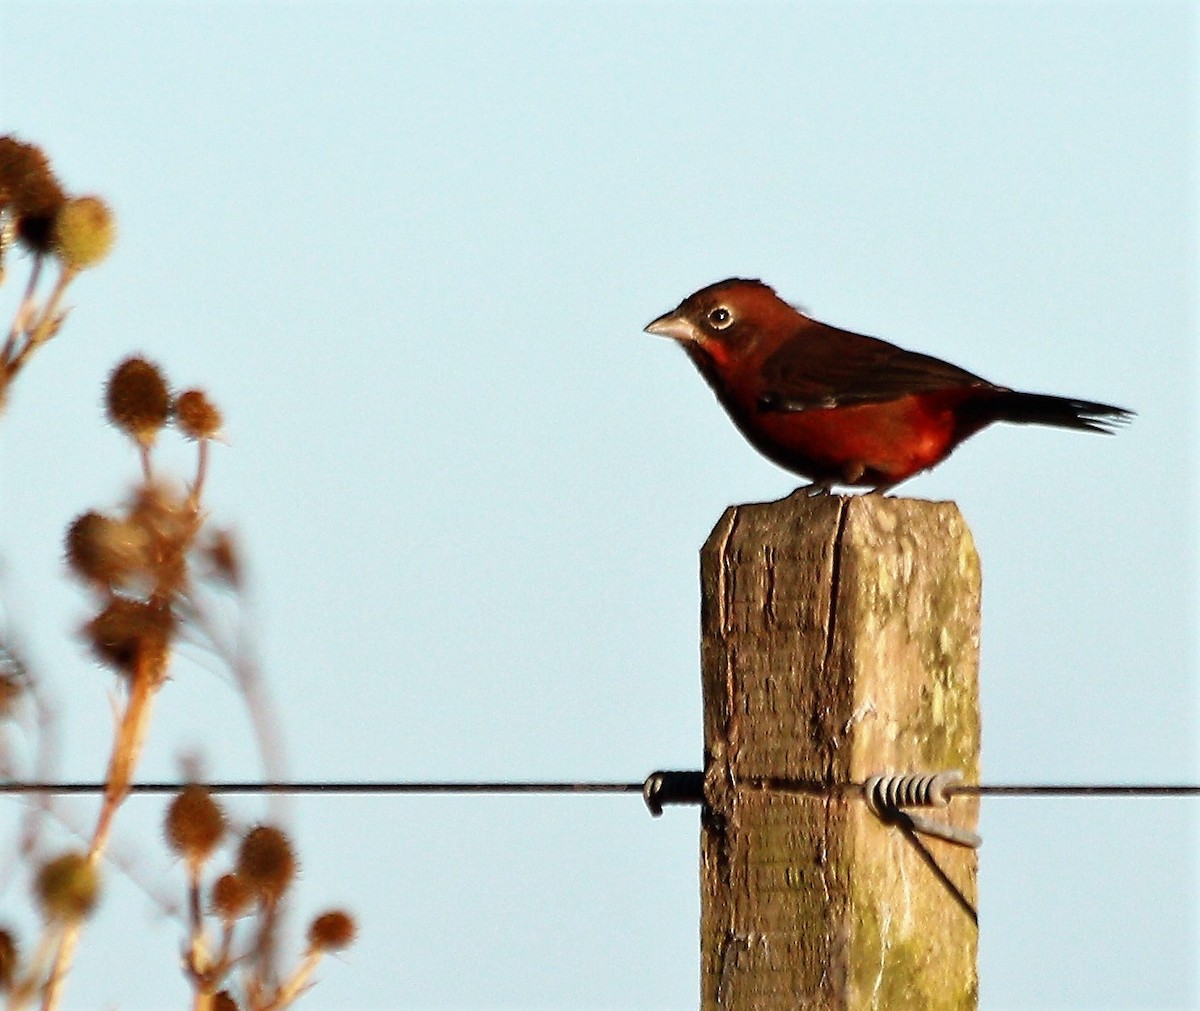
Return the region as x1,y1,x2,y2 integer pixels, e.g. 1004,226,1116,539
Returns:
125,482,194,594
0,667,23,720
236,825,297,904
85,598,173,678
212,992,240,1011
0,929,16,992
65,511,116,584
0,136,65,254
307,910,357,953
34,852,100,923
16,211,59,254
65,511,149,588
204,529,242,588
105,356,170,446
127,480,192,544
53,195,115,271
165,785,226,866
0,137,56,211
173,389,223,441
211,873,253,921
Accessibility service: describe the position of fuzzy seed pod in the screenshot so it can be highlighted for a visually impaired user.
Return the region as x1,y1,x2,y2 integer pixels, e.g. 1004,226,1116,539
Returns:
123,482,193,595
0,136,65,254
65,511,118,584
308,910,357,953
165,785,226,866
105,356,171,446
211,873,252,921
236,825,297,904
173,389,223,441
0,929,16,992
34,852,99,923
85,598,173,678
65,511,150,588
204,529,242,588
0,672,24,720
53,195,115,270
126,480,191,547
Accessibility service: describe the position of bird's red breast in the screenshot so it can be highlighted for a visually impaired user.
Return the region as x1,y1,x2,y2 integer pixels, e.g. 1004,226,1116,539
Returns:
646,278,1130,491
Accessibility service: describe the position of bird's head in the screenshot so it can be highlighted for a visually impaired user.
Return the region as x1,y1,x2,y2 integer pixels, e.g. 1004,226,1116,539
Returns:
644,278,796,362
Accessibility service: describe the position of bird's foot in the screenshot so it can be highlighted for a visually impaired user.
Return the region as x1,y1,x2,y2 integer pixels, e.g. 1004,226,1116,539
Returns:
799,481,833,497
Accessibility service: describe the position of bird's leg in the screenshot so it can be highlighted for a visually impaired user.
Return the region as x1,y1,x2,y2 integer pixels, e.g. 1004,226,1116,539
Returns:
867,474,916,497
799,481,833,497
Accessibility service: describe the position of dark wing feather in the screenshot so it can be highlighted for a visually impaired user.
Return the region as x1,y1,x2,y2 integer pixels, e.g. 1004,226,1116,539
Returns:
757,318,993,411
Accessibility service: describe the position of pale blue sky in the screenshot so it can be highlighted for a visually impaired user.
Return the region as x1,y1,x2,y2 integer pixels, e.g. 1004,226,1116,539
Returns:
1,2,1196,1008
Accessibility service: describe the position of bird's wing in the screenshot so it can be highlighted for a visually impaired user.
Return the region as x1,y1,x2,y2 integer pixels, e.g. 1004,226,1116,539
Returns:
757,320,991,411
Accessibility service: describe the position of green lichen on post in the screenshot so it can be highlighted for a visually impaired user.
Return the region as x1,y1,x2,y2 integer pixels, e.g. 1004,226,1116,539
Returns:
840,498,979,1010
849,868,979,1010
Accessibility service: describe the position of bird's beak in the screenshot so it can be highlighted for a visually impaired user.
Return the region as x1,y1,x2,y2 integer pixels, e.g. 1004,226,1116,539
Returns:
644,311,701,343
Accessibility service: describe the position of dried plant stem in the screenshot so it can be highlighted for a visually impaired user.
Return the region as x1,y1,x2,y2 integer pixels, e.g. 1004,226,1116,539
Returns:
1,253,42,365
9,922,65,1011
181,596,288,823
39,649,168,1011
252,901,281,1001
268,950,322,1010
17,670,61,869
92,654,164,853
183,864,218,1008
5,264,75,382
189,440,209,507
187,865,204,947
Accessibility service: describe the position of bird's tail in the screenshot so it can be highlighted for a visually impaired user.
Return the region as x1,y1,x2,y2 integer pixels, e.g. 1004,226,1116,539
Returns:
987,391,1134,434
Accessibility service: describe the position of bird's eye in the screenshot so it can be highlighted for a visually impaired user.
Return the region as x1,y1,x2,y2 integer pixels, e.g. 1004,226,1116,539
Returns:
708,306,734,329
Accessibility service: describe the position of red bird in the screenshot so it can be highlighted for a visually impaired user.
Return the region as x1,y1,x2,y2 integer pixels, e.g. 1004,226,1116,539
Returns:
646,278,1131,492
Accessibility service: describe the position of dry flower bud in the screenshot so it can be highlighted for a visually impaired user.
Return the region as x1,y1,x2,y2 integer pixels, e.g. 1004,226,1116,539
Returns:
212,992,240,1011
0,136,65,254
34,852,99,923
165,785,226,865
0,670,23,720
211,873,252,921
65,511,149,588
65,511,116,584
204,529,242,588
236,825,296,904
124,482,193,593
105,356,170,446
128,480,191,542
0,929,16,992
53,195,115,270
308,910,357,953
85,598,173,678
173,389,223,441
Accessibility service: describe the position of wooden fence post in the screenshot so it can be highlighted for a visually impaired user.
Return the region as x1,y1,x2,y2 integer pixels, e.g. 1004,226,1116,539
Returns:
699,492,981,1010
